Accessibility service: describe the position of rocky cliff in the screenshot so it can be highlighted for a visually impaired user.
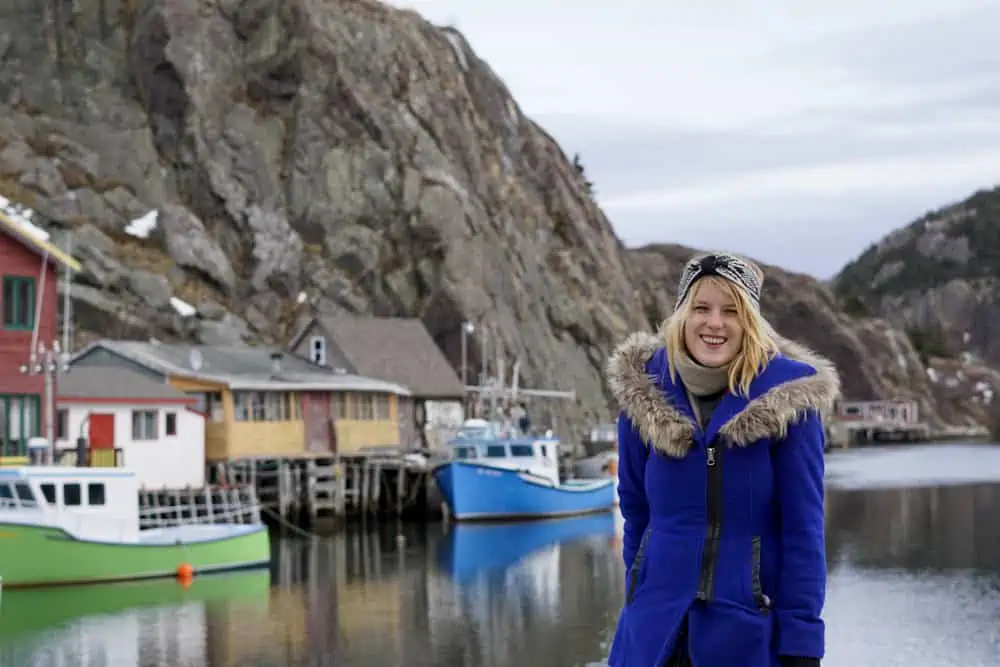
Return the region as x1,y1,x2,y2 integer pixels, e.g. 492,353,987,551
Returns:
0,0,975,438
834,186,1000,429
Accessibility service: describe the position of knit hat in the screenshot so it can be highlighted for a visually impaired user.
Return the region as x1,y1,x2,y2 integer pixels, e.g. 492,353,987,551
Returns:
675,252,762,312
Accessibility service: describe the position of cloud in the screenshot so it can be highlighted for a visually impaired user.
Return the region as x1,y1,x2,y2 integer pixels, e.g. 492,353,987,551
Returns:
386,0,1000,277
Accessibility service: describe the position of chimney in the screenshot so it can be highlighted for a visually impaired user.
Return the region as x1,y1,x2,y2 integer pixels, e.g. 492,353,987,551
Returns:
270,351,283,376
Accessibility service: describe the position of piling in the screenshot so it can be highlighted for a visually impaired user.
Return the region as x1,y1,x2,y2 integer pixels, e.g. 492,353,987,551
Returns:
203,452,439,530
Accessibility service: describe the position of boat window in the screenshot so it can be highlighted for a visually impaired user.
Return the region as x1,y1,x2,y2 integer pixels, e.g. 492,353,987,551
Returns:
485,445,507,458
540,445,548,457
453,446,477,459
510,445,534,457
13,482,36,506
40,483,56,504
64,483,82,506
88,483,106,506
0,482,12,506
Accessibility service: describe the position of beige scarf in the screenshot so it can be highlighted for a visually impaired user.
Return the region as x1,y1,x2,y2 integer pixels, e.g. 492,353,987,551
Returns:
674,350,731,397
675,350,731,426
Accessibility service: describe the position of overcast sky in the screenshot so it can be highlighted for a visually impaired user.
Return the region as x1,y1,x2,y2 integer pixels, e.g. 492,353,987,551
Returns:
387,1,1000,278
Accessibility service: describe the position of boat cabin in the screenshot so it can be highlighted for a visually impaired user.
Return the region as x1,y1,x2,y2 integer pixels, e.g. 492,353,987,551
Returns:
0,466,140,542
448,419,561,484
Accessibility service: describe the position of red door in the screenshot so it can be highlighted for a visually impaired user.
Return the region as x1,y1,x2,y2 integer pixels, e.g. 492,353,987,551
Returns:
302,393,334,454
88,414,115,449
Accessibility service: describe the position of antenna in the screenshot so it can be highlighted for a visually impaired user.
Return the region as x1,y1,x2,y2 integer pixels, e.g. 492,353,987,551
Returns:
189,348,203,372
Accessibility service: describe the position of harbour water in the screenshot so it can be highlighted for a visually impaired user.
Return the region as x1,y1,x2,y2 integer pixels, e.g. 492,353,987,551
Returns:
2,444,1000,666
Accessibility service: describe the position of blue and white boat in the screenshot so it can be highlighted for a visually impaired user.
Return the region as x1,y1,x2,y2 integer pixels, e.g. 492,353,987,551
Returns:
432,419,616,521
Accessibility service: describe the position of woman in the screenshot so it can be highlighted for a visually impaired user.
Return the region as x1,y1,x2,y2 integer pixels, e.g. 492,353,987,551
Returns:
605,252,839,667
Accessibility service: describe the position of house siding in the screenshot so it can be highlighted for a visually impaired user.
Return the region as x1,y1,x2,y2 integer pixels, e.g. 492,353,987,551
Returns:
0,232,61,450
55,401,205,488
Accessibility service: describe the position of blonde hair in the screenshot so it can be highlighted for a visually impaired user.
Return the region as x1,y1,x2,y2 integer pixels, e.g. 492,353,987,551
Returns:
662,271,780,397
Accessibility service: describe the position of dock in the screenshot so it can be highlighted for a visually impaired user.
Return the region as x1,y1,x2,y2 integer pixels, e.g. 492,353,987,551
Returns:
827,399,931,448
828,419,931,448
205,452,442,528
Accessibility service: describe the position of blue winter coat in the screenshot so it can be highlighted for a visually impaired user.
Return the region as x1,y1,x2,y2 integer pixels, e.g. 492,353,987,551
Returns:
605,332,839,667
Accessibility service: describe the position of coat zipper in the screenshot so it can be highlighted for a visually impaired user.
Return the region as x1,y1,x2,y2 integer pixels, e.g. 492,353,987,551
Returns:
696,439,723,601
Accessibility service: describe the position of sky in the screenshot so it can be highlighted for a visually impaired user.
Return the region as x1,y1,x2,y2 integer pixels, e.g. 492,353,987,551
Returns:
386,0,1000,278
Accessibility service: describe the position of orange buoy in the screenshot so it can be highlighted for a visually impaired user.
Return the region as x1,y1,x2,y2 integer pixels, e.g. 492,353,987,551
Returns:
176,563,194,581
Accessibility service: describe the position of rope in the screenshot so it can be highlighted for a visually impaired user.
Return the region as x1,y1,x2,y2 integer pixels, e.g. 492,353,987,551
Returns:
260,504,320,539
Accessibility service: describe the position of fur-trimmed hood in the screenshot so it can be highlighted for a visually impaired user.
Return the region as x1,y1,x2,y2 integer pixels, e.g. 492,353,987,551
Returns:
605,331,841,458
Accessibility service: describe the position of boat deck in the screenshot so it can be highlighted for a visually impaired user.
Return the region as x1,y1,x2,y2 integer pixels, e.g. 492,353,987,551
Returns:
138,523,263,545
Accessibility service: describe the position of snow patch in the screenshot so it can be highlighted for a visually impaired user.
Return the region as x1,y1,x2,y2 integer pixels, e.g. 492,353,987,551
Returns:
125,210,159,239
0,195,50,242
170,297,196,318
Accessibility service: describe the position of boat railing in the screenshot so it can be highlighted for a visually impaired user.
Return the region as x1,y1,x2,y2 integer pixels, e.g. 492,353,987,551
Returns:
137,486,263,529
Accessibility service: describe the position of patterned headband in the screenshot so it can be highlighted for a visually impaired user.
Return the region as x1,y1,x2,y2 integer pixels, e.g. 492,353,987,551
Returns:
675,252,762,312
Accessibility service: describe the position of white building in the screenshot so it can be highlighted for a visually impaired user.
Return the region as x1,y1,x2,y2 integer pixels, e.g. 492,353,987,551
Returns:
55,366,206,489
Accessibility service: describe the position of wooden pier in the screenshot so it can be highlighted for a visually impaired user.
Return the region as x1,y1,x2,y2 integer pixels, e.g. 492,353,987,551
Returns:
827,419,931,448
206,452,442,528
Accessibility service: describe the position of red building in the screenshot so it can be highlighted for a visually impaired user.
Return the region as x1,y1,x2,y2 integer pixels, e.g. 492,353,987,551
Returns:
0,209,80,460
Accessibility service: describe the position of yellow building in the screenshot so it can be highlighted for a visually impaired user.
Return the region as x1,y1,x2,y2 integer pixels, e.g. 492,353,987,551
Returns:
69,341,411,460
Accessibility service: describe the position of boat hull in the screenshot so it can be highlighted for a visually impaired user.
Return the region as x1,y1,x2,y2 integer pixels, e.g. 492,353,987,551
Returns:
0,522,271,588
433,461,615,521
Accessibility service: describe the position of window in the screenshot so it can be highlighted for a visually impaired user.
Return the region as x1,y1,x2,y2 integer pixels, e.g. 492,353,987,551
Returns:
233,391,294,422
55,409,68,440
510,445,534,457
189,392,223,422
2,276,35,330
309,335,327,366
131,410,157,440
331,393,348,420
88,483,106,505
165,412,177,436
40,483,56,504
64,483,81,506
0,394,42,457
485,445,506,458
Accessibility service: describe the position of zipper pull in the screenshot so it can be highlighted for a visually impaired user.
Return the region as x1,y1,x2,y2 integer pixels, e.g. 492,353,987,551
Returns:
707,447,716,466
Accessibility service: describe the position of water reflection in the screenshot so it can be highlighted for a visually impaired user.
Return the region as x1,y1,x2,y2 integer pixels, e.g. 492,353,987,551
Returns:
826,482,1000,571
2,451,1000,667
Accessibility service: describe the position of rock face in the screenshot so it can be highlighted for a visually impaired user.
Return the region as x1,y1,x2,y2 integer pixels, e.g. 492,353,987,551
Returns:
834,187,1000,367
0,0,647,437
0,0,981,437
832,187,1000,430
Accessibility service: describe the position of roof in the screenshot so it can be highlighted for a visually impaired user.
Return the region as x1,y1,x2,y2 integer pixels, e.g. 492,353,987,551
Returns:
0,209,81,272
294,315,464,399
70,340,411,396
57,366,193,402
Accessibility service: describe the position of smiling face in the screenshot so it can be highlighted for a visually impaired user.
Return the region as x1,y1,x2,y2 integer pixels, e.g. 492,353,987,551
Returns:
683,278,745,368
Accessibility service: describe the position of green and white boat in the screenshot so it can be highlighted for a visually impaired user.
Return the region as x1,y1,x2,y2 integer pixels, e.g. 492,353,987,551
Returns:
0,466,271,588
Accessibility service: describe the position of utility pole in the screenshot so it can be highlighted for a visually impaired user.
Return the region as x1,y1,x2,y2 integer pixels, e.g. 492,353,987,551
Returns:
20,340,62,463
62,230,72,354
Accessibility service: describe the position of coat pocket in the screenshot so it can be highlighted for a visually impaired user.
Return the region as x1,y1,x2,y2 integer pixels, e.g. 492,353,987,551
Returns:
626,527,652,605
750,536,772,614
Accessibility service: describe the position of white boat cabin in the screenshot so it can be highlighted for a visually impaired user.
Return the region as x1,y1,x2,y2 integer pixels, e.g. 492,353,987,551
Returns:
0,466,141,542
448,419,561,485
